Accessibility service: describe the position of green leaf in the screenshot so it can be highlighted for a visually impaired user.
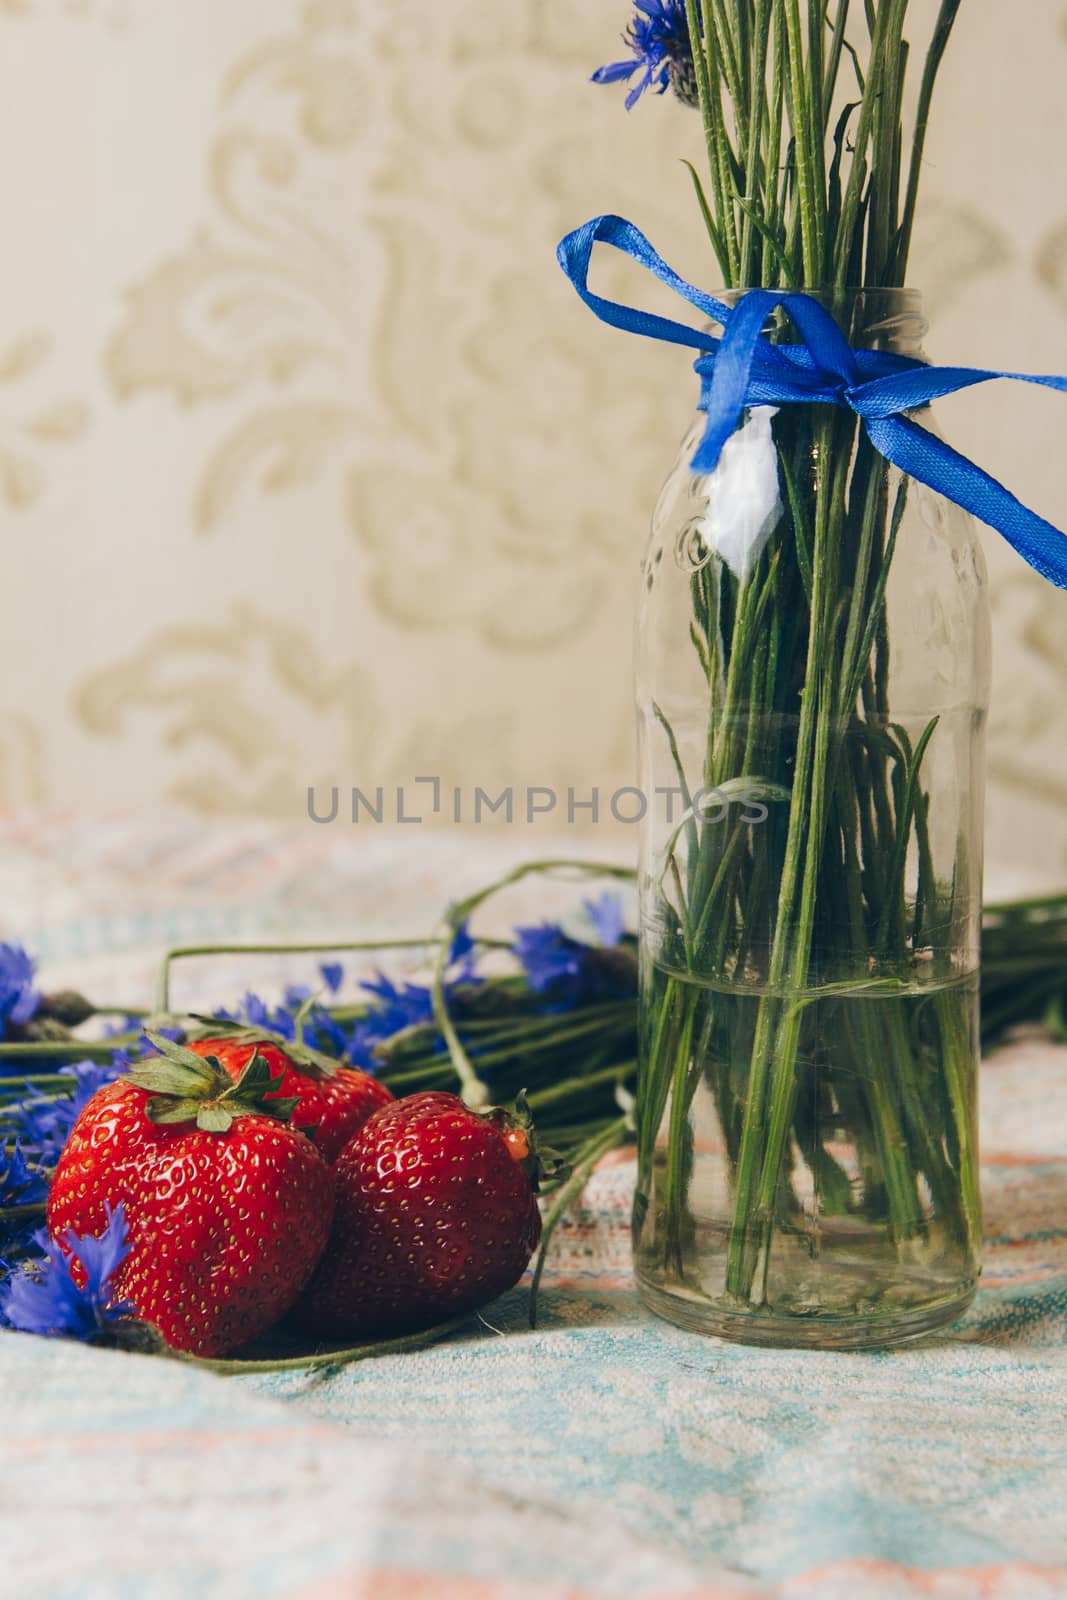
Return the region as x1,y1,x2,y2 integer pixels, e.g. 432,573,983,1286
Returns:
715,775,792,804
682,160,730,283
258,1096,301,1123
878,713,941,959
226,1049,279,1099
127,1060,214,1098
144,1096,203,1127
778,450,812,606
827,100,860,239
141,1031,221,1086
218,1050,300,1124
283,1041,340,1079
839,478,908,718
689,620,710,676
196,1104,234,1134
734,196,799,286
187,1014,339,1080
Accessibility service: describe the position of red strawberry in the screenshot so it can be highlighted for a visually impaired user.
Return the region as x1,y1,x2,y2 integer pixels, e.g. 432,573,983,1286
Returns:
186,1034,392,1162
47,1034,335,1357
294,1090,544,1338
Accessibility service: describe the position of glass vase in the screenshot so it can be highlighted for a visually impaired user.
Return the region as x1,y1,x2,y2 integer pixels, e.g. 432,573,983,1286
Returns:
633,290,990,1349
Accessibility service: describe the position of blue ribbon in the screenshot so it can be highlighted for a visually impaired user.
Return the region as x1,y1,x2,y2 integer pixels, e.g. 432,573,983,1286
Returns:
557,214,1067,589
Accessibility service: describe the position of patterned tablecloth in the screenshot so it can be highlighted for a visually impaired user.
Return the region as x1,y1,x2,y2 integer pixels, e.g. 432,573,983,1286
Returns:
1,818,1065,1600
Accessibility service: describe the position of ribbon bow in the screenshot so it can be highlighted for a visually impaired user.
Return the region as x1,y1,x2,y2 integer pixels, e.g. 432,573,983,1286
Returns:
558,214,1067,589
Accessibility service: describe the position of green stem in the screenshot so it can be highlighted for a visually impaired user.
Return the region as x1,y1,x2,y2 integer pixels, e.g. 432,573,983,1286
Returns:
155,937,434,1014
895,0,962,277
528,1116,630,1328
527,1063,636,1113
0,1041,118,1063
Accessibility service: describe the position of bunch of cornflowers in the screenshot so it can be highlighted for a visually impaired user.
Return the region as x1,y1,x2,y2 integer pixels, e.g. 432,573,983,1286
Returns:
2,866,1067,1347
0,886,637,1196
0,882,639,1346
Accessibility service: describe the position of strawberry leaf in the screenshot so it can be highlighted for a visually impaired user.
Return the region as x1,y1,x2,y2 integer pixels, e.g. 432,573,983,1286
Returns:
196,1104,234,1134
142,1031,225,1082
187,1013,340,1079
131,1043,301,1132
489,1089,569,1194
127,1059,218,1098
145,1096,205,1126
225,1052,285,1100
256,1096,302,1123
212,1050,301,1126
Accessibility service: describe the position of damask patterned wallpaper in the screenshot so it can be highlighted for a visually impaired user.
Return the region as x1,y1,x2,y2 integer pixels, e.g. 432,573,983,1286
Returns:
1,0,1065,876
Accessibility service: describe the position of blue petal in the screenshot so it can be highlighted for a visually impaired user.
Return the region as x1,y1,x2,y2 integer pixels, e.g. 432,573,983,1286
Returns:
591,59,640,83
1,1203,132,1340
0,1141,49,1207
319,962,344,995
241,992,272,1030
67,1202,131,1295
624,66,656,109
0,941,40,1034
512,924,583,995
584,892,626,948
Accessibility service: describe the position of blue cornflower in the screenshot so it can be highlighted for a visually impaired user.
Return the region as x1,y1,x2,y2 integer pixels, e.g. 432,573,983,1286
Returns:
346,926,480,1065
214,987,356,1059
358,973,435,1040
10,1057,127,1164
357,923,480,1041
513,892,630,1005
512,925,586,995
0,942,40,1036
0,1142,48,1208
592,1,698,109
1,1204,133,1340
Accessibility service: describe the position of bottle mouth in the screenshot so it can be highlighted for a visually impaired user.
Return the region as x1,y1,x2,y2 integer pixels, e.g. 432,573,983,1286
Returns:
713,287,927,352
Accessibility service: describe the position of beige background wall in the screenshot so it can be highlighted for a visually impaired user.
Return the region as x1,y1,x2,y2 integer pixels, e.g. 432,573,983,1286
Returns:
1,0,1065,874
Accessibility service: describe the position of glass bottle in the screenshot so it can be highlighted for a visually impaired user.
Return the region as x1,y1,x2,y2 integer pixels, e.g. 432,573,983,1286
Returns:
633,290,991,1348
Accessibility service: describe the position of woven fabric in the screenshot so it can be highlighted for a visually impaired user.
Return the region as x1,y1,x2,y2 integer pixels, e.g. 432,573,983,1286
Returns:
1,820,1065,1599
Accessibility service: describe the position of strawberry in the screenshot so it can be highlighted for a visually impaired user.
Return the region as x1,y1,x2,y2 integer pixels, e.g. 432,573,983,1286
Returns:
46,1034,335,1357
185,1032,392,1162
294,1090,544,1338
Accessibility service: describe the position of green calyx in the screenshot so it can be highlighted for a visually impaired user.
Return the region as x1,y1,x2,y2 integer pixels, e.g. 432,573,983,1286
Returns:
129,1031,301,1134
186,997,340,1080
488,1090,568,1196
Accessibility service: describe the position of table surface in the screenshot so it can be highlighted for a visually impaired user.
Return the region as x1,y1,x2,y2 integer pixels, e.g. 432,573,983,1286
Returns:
2,819,1065,1600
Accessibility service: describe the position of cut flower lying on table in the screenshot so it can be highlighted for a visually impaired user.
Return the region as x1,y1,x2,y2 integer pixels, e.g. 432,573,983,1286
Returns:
1,864,1065,1366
